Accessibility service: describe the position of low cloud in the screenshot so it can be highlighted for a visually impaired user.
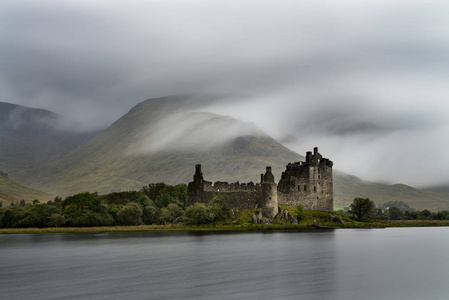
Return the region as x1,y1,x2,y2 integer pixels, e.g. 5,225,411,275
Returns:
126,111,264,155
1,0,449,187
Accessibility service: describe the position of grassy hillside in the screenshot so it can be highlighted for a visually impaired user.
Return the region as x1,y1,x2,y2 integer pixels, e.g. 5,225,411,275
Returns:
333,170,449,211
13,96,303,197
0,102,97,174
6,96,448,211
0,171,54,206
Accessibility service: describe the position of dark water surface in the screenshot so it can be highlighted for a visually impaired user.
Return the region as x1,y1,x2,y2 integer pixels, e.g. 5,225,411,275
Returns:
1,228,448,300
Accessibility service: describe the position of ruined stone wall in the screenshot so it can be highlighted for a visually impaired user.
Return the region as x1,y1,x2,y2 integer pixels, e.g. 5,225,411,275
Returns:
186,165,263,209
187,165,279,211
277,148,333,212
187,148,333,214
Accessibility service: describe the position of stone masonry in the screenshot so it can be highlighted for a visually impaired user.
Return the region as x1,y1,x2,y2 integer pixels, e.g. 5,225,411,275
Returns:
187,147,333,214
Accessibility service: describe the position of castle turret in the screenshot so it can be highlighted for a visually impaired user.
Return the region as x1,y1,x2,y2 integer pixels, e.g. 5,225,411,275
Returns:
260,166,278,218
187,164,205,206
263,166,275,183
193,164,203,183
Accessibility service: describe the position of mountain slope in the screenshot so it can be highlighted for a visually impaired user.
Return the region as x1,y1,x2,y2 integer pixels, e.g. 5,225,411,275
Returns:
333,170,449,211
14,96,304,196
0,102,97,173
6,96,449,211
0,171,54,205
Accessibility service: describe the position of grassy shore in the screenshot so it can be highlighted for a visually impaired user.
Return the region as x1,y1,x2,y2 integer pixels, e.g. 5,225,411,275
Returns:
1,219,449,234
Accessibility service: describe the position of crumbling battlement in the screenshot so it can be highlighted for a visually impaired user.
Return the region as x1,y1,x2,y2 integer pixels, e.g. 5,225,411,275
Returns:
187,147,333,214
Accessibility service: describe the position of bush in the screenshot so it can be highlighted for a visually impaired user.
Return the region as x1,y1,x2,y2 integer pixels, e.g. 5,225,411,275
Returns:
62,192,102,224
117,203,143,226
184,203,211,225
296,203,304,221
160,204,183,224
48,214,66,227
72,212,114,227
349,197,375,219
142,202,160,224
208,195,231,222
388,206,403,220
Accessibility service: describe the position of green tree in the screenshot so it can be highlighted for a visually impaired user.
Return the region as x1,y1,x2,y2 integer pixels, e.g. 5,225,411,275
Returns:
72,212,114,227
142,201,160,224
1,207,27,228
117,202,143,226
380,201,414,212
62,192,114,227
371,208,388,220
349,197,375,219
420,209,432,220
208,195,231,222
18,204,60,228
296,203,304,221
160,203,183,224
388,206,403,220
149,183,187,208
48,213,66,227
184,203,211,225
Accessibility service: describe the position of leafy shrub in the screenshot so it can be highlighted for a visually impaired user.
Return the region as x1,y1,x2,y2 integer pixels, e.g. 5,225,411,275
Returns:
349,197,375,219
160,203,183,224
117,202,143,226
296,203,304,221
209,195,231,222
72,212,114,227
184,203,211,225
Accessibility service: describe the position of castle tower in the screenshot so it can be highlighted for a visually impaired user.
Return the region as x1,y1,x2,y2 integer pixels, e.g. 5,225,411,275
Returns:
187,164,205,206
277,148,333,212
193,164,203,183
260,166,278,218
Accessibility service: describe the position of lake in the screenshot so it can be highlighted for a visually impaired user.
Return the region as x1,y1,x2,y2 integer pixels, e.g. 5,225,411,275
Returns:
1,228,448,300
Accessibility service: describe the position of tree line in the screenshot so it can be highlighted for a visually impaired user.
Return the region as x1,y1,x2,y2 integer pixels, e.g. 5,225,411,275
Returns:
341,198,449,221
0,183,230,228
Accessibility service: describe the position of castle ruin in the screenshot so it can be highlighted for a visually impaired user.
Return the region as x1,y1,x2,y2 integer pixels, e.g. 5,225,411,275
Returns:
187,147,333,216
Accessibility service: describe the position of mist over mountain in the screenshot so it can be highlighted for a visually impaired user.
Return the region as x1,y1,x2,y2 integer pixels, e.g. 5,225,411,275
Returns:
11,96,303,197
0,102,98,174
0,171,53,205
2,96,447,210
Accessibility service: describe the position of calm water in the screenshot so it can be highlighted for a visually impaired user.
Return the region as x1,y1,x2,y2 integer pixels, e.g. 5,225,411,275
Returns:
1,228,448,300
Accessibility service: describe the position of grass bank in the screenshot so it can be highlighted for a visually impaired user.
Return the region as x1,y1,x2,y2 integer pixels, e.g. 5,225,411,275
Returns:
2,213,449,235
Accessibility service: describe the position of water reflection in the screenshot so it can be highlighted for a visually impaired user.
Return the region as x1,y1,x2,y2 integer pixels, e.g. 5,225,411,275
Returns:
1,229,448,299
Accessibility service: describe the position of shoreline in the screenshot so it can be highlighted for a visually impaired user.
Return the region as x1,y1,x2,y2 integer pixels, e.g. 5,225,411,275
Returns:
1,220,449,234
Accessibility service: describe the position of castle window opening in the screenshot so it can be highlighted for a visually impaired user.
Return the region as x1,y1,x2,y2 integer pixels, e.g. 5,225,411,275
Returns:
314,186,316,192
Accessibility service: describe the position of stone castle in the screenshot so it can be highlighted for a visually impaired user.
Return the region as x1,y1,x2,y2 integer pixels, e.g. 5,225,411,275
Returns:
187,147,333,217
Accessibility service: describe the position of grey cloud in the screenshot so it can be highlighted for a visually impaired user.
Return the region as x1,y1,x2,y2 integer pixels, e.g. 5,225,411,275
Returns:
1,0,449,186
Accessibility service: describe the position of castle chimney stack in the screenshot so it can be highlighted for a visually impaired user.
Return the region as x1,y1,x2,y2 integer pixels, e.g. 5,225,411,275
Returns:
314,147,318,156
194,164,203,182
263,166,275,183
306,151,312,163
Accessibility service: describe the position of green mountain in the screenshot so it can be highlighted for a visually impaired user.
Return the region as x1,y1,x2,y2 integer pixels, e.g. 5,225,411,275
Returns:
334,171,449,211
4,96,449,211
0,171,54,205
0,102,97,174
13,96,303,197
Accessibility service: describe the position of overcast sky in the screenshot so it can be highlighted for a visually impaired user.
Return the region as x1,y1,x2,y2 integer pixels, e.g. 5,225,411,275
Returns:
1,0,449,187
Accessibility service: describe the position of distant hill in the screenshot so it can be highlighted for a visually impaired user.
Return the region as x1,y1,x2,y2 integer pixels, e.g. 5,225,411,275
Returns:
4,97,449,211
334,170,449,211
0,102,97,174
13,96,304,197
0,171,54,205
